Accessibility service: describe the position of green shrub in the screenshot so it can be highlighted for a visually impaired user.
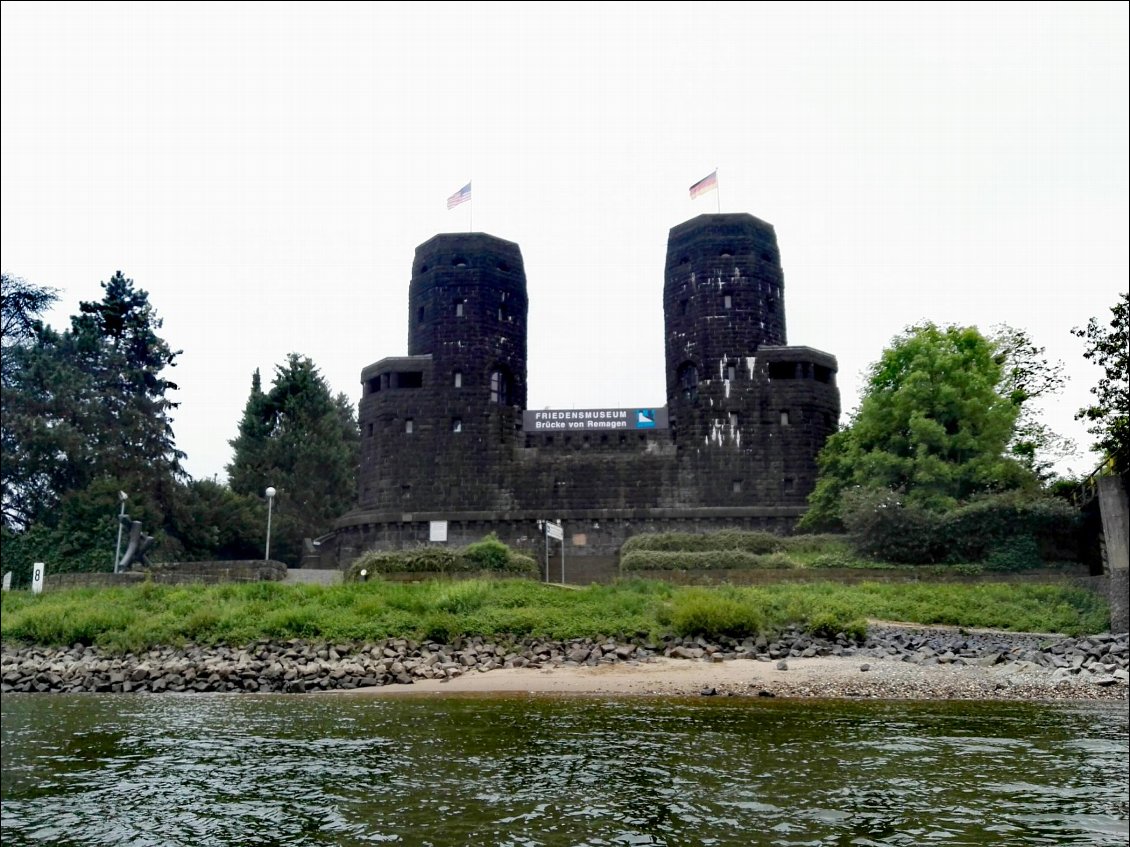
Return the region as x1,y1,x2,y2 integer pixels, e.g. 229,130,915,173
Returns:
670,590,765,639
806,611,867,641
937,493,1080,563
839,488,1081,567
949,564,985,577
620,550,796,571
433,581,492,614
420,611,459,643
841,489,942,564
982,536,1043,572
503,553,539,577
462,533,511,570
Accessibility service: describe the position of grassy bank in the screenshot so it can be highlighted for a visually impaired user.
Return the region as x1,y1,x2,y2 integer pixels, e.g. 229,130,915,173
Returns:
0,578,1109,654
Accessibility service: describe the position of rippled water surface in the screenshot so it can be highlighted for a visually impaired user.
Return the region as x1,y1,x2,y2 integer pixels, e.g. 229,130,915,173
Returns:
2,693,1126,846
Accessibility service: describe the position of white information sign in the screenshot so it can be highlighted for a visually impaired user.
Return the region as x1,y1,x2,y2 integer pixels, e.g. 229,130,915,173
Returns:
31,562,46,594
545,521,564,541
429,520,448,542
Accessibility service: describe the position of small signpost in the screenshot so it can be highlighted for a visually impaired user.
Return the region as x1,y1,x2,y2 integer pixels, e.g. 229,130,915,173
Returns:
2,571,11,592
31,562,45,595
538,520,566,584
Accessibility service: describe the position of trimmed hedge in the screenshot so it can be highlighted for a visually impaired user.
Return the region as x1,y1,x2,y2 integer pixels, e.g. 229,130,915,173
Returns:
620,530,785,555
621,550,796,572
347,534,538,581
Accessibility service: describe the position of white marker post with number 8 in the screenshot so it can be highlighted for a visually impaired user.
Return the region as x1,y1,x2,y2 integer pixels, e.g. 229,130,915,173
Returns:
32,562,45,594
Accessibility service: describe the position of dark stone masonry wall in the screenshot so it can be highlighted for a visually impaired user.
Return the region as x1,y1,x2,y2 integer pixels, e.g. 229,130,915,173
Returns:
328,213,841,569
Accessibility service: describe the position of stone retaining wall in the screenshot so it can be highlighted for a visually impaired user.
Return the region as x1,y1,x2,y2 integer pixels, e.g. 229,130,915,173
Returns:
47,560,287,591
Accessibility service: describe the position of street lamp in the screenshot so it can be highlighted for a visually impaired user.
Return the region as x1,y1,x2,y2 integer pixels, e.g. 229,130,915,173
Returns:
113,491,128,573
265,486,277,561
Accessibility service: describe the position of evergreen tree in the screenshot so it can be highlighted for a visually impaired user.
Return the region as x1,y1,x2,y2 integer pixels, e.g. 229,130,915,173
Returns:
1,272,183,532
227,354,359,564
227,369,271,495
1,273,58,368
70,271,185,495
1,274,63,527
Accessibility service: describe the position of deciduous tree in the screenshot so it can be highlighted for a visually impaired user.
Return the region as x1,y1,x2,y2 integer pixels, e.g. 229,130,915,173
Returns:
1073,292,1129,476
801,322,1038,529
991,324,1073,481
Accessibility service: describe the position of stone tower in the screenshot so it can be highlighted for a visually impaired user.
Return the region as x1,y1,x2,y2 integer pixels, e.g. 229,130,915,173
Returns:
356,233,528,513
663,213,838,506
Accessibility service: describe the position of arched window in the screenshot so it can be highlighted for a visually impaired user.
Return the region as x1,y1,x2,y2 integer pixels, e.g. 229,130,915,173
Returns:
490,368,512,405
677,362,699,402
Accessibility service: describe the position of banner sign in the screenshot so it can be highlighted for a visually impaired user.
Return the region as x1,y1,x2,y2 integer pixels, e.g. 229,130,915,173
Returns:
523,407,668,432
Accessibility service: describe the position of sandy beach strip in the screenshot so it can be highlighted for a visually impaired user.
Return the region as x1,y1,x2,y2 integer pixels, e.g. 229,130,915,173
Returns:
338,653,1129,702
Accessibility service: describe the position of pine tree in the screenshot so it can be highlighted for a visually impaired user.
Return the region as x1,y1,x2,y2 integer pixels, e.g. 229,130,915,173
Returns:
227,354,359,564
1,271,183,530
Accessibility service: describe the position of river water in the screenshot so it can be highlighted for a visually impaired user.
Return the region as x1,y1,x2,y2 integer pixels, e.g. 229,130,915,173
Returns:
1,693,1126,846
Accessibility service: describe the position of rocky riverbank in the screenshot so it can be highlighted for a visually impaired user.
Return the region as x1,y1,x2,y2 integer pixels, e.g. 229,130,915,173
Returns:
2,625,1127,700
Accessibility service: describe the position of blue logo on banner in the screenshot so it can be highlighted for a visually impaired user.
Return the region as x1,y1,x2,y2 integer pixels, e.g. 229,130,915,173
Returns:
634,409,656,429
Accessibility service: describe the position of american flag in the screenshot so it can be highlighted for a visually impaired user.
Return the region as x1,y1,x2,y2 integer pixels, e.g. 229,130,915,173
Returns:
689,170,718,199
447,182,472,209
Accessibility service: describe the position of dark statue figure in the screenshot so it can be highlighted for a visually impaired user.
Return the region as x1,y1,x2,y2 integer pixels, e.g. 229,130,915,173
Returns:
119,514,156,570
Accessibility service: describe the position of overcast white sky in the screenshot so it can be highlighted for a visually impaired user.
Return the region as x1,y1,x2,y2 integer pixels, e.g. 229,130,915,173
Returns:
2,1,1127,484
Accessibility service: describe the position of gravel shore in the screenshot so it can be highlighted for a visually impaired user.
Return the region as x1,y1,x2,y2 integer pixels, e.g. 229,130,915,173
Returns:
3,625,1127,701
